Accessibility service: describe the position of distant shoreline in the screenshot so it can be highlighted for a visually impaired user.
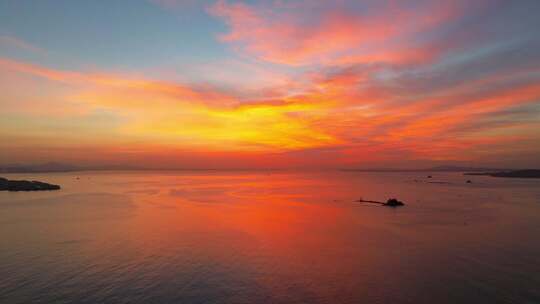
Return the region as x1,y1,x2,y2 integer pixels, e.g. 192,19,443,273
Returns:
341,167,508,173
2,164,536,174
464,170,540,178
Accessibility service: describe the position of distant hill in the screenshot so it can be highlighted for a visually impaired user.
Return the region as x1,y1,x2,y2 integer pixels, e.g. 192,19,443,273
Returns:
428,166,506,172
342,166,508,172
0,162,81,173
0,163,168,173
0,163,523,174
465,169,540,178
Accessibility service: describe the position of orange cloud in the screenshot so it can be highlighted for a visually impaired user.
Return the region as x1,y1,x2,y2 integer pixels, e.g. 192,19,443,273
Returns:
0,57,338,153
2,0,540,172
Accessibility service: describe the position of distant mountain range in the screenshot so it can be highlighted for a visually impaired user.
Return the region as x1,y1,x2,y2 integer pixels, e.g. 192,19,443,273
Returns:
0,163,515,173
465,169,540,178
0,162,234,173
0,162,82,173
342,166,508,172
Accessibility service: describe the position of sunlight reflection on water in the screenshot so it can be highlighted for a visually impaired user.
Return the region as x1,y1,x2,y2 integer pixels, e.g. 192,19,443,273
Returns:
1,171,539,303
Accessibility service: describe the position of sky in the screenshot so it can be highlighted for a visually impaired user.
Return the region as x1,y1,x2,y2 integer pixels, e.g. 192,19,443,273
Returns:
1,0,539,169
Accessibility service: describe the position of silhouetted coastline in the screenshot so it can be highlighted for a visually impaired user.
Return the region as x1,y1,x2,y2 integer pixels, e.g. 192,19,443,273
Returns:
465,170,540,178
0,177,61,191
342,166,509,173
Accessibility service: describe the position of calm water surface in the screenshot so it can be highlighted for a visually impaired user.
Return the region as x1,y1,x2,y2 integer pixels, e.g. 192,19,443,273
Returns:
1,171,539,303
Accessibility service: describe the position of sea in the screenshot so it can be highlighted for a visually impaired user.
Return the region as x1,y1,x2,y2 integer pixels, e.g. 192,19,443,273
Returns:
1,170,539,303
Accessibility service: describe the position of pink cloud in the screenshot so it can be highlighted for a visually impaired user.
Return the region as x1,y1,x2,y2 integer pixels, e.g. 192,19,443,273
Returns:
208,0,472,66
